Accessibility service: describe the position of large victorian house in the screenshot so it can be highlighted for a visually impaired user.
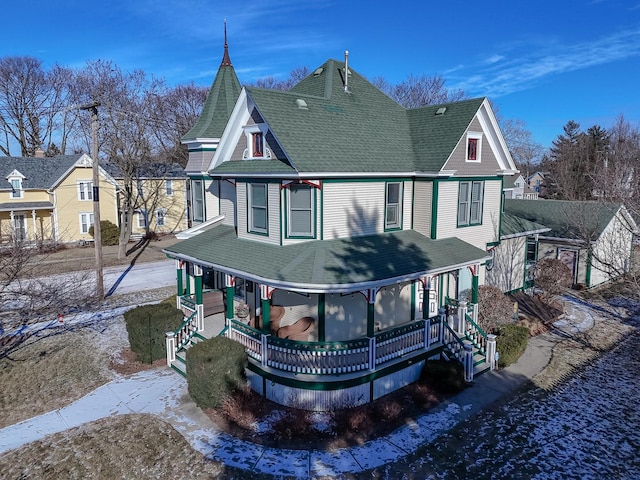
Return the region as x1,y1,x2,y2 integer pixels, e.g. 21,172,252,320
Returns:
164,42,517,410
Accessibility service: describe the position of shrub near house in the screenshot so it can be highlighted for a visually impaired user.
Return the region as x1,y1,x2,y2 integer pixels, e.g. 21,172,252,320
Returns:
124,303,183,364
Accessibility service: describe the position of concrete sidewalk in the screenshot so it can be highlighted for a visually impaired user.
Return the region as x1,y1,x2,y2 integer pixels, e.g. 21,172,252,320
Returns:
0,303,582,478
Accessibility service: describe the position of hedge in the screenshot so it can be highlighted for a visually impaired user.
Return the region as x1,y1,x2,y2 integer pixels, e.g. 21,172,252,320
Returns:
124,303,183,364
89,220,120,246
186,337,248,409
496,324,530,368
420,358,467,393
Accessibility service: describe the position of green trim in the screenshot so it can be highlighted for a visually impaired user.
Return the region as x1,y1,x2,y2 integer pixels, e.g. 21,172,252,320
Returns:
187,174,210,180
486,241,500,247
436,175,501,182
438,274,444,307
246,346,443,391
322,177,412,184
187,147,217,152
176,267,183,297
410,180,415,230
319,184,324,240
497,176,504,243
367,302,375,337
226,286,234,319
431,179,439,239
261,298,271,334
586,250,592,288
194,274,203,305
318,293,326,341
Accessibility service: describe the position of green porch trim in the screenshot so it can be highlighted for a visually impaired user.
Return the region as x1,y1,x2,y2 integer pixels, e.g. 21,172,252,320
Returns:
422,283,429,320
435,175,502,182
318,293,326,341
497,176,504,244
176,266,183,296
226,286,234,319
246,346,443,391
185,269,191,296
261,298,271,334
431,179,439,239
486,241,500,247
367,302,375,337
410,180,415,230
471,274,479,304
586,250,593,288
187,174,210,180
194,274,203,305
438,273,444,308
187,148,217,152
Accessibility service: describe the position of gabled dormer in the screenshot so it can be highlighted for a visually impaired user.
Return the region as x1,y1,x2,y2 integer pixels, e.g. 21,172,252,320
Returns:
6,169,25,199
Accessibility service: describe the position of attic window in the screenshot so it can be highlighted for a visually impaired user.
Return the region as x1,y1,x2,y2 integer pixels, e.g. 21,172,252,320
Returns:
10,178,23,198
435,107,447,115
242,124,271,160
313,68,324,76
466,132,483,162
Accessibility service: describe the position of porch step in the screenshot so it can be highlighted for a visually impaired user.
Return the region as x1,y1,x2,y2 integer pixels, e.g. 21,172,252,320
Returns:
170,362,186,378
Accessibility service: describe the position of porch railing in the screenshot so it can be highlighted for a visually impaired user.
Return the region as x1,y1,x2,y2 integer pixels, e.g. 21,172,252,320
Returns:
165,310,198,366
375,319,428,365
228,319,263,362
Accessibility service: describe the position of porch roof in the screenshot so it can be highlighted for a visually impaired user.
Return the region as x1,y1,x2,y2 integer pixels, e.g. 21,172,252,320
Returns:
0,201,54,212
163,225,490,292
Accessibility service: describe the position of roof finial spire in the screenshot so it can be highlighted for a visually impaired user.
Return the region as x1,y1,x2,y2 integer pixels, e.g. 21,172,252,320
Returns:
221,19,232,66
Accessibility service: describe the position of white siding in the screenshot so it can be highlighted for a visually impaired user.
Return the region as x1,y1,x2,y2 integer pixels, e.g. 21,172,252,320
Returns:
486,236,526,292
413,181,433,237
219,180,236,226
436,179,501,249
266,382,370,411
322,181,386,239
205,179,220,220
236,182,280,245
373,361,423,400
403,180,413,231
590,212,633,287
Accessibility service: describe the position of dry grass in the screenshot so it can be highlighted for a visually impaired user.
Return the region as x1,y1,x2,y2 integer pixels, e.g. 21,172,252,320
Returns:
0,331,113,428
0,414,225,479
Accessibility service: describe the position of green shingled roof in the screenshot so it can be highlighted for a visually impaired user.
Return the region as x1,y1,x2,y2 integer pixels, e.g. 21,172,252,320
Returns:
500,212,550,238
212,59,485,175
181,62,241,142
164,224,489,290
504,199,621,240
0,154,83,190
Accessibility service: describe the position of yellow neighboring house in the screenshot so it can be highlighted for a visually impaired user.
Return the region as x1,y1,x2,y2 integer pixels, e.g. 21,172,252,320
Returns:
103,162,188,237
0,153,119,244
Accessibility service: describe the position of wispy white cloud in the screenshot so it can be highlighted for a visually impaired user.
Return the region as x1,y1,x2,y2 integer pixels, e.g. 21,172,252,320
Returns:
451,26,640,97
485,54,505,64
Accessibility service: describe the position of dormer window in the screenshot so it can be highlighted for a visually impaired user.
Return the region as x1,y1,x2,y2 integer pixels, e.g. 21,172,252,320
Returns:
243,124,271,159
10,179,23,198
466,133,483,162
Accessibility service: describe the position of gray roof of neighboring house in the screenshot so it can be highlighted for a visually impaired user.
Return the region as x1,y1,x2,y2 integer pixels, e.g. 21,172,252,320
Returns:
102,162,186,179
0,154,84,190
504,199,623,240
163,224,489,290
211,59,485,175
0,201,54,212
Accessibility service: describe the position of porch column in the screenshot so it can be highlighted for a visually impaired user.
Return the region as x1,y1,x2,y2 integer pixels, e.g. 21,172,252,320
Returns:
193,264,204,331
486,334,497,370
457,300,468,336
31,209,37,241
175,260,183,296
184,262,191,296
224,274,234,320
421,276,431,320
260,284,274,335
471,265,479,304
365,288,378,337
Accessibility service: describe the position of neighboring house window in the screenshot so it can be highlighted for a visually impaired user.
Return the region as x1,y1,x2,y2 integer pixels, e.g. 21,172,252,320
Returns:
137,182,144,198
79,213,94,234
192,180,204,222
137,210,148,229
10,179,23,198
78,181,93,201
248,183,268,234
526,237,537,262
385,182,402,230
458,181,484,226
156,208,166,227
466,133,482,162
288,184,314,237
165,180,173,196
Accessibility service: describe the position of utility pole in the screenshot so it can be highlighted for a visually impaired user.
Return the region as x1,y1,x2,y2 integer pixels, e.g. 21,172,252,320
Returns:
80,102,104,299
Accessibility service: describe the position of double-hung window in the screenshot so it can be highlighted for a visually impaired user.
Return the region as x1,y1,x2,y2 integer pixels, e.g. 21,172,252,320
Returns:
288,184,314,237
79,213,94,234
10,179,22,198
248,183,268,234
458,181,484,226
137,210,148,229
156,208,166,227
78,181,93,201
192,180,204,222
165,180,173,196
385,182,402,230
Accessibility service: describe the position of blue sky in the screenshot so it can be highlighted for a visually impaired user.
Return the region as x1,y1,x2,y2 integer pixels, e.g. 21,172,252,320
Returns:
2,0,640,149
